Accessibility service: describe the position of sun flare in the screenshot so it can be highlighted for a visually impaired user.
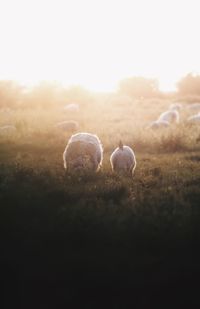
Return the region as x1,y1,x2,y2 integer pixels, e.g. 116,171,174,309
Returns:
0,0,200,92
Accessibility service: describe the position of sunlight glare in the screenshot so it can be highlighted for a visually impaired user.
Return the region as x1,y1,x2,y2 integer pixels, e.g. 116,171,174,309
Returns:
0,0,200,92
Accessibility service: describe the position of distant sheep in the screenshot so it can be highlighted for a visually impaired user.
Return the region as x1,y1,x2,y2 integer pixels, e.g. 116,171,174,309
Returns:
187,114,200,124
186,103,200,112
63,132,103,172
158,110,179,124
55,120,79,132
0,108,13,115
169,103,182,111
148,120,170,130
0,125,16,135
63,103,79,112
110,141,136,176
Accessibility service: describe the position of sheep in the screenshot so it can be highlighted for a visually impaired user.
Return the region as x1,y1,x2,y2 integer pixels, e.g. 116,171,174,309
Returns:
169,103,182,111
0,125,16,135
186,103,200,112
63,103,79,112
63,132,103,173
158,110,179,124
54,120,79,132
187,113,200,124
110,141,136,176
0,108,13,115
147,120,170,130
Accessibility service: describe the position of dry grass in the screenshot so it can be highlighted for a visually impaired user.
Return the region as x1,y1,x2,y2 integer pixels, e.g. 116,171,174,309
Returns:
1,96,200,308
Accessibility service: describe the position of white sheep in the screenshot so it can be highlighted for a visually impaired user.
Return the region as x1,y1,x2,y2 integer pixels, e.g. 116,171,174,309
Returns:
169,103,182,111
186,103,200,112
0,108,13,115
158,110,179,124
187,113,200,124
63,132,103,172
63,103,79,112
0,125,16,135
110,141,136,176
55,120,79,132
147,120,170,130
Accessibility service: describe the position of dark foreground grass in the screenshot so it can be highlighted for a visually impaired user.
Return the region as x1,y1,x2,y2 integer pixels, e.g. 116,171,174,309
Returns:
1,154,200,308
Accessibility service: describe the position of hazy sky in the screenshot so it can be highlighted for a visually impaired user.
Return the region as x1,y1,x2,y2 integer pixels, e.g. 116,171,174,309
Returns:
0,0,199,91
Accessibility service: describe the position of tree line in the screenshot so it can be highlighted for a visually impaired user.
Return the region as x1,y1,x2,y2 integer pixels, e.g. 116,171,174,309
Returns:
0,73,200,108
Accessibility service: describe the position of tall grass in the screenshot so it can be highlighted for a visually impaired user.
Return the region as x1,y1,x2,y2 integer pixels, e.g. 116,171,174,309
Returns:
1,97,200,308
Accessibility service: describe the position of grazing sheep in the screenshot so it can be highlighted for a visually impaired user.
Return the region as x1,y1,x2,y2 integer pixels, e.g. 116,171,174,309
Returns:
186,103,200,112
55,120,79,132
63,103,79,112
0,125,16,135
158,110,179,124
63,132,103,172
148,120,170,130
110,141,136,176
187,113,200,124
169,103,182,111
0,108,13,115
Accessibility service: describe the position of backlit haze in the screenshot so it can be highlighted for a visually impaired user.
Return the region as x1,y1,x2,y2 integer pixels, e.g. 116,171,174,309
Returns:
0,0,199,92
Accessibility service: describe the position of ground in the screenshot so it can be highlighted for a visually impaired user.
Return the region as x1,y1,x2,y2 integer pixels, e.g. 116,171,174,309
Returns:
1,97,200,308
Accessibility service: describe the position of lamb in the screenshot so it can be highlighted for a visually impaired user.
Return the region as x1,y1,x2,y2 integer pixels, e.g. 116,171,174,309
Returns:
110,141,136,176
158,110,179,124
63,132,103,172
148,120,170,130
55,120,79,132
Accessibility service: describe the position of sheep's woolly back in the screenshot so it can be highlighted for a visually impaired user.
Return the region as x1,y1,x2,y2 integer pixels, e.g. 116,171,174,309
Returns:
55,120,79,132
158,110,179,124
0,125,16,135
110,145,136,176
186,103,200,112
169,103,182,111
148,120,170,130
63,103,79,112
187,114,200,123
63,132,103,172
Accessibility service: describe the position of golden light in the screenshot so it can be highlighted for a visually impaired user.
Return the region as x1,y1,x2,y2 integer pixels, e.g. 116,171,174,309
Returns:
0,0,200,92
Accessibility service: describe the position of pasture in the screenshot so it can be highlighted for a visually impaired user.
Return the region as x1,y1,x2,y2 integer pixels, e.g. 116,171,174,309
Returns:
1,96,200,308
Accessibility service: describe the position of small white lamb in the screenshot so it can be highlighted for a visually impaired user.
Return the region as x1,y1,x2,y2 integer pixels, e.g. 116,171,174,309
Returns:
110,141,136,176
63,132,103,172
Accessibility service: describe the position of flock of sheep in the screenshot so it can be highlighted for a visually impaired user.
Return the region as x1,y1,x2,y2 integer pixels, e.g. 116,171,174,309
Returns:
62,101,200,176
1,100,200,177
148,102,200,130
63,132,137,176
53,101,200,138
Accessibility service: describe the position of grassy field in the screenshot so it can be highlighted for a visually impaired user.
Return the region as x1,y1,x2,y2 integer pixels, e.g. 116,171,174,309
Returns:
1,96,200,308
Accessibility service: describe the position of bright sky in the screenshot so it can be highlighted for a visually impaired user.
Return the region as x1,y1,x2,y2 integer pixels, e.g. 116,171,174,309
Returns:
0,0,199,92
